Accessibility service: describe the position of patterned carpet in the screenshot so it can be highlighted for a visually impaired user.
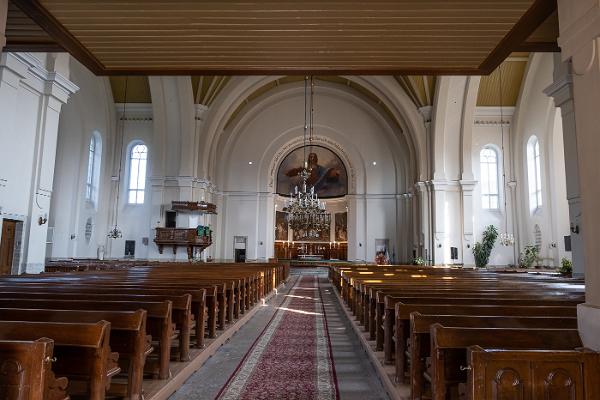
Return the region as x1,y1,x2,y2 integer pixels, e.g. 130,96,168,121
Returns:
216,275,339,400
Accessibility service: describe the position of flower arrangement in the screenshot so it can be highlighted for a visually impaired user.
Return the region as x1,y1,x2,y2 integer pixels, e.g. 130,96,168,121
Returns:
559,258,573,276
519,245,539,269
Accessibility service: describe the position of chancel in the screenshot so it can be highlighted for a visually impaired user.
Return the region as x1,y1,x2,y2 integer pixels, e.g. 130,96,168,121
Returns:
0,1,599,399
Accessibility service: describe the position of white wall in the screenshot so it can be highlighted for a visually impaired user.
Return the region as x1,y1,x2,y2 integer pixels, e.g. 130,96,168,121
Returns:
0,52,77,273
213,82,412,262
513,53,570,267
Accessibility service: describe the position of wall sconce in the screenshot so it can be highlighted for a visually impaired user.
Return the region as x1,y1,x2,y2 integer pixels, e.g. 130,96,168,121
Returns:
570,224,580,235
549,242,557,249
38,213,48,225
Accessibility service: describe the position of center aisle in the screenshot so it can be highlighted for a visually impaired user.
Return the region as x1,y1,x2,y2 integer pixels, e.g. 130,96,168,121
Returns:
217,274,338,399
169,268,389,400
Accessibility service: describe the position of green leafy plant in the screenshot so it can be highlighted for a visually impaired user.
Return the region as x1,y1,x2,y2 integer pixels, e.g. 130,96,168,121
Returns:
559,258,573,275
519,245,540,269
472,225,498,268
412,256,426,266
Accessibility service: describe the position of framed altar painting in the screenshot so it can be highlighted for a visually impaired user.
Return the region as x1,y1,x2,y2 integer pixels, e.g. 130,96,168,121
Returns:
277,145,348,198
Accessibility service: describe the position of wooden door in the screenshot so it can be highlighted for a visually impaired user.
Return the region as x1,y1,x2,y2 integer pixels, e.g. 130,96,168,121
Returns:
0,220,17,275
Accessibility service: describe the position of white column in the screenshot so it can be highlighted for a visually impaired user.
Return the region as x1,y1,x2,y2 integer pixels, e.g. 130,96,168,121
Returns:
460,180,477,266
557,0,600,350
544,59,584,276
415,182,432,263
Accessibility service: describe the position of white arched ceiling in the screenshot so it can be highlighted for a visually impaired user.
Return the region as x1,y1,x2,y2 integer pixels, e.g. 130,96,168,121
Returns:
212,82,411,198
198,76,426,188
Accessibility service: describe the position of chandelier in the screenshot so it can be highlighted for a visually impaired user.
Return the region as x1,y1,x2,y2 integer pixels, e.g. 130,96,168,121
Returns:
284,77,331,239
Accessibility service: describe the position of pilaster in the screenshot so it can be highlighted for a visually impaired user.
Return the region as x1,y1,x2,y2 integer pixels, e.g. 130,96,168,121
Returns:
544,60,584,276
557,0,600,350
460,180,477,265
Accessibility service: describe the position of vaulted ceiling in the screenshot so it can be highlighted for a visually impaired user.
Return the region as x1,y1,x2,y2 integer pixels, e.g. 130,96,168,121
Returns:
6,0,558,76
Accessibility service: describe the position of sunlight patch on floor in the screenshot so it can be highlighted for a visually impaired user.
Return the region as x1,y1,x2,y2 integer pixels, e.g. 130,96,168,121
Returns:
276,306,323,316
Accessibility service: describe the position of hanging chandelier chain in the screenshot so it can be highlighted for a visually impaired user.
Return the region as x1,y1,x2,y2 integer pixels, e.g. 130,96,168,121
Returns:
285,75,331,240
498,64,514,247
109,77,128,239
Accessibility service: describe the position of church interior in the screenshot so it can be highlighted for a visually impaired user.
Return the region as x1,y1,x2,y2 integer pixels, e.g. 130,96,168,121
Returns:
0,1,599,399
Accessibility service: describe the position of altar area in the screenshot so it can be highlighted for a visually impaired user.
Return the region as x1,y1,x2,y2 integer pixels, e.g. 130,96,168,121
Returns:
273,241,348,261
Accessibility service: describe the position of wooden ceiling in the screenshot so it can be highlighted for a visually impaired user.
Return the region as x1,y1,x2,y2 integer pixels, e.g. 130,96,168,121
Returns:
7,0,558,76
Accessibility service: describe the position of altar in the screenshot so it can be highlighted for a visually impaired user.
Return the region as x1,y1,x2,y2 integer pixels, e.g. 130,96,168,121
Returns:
274,241,348,261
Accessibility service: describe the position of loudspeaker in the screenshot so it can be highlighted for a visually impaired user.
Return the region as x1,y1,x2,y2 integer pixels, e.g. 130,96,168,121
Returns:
564,235,572,252
450,247,458,260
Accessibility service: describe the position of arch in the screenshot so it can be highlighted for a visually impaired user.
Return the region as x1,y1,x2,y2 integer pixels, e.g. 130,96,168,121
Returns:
198,76,425,186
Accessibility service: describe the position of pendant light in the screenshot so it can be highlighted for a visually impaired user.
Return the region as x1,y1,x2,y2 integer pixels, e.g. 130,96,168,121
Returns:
108,77,128,239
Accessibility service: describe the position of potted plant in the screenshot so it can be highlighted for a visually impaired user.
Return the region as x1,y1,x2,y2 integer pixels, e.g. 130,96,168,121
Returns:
519,245,539,269
412,256,426,266
472,225,498,268
559,258,573,277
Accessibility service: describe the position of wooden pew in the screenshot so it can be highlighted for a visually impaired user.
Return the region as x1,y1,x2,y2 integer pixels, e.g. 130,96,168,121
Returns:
394,303,577,386
0,291,192,363
383,296,581,365
0,308,149,400
466,346,600,400
408,313,578,399
0,338,68,400
429,325,583,400
0,299,172,380
0,321,118,400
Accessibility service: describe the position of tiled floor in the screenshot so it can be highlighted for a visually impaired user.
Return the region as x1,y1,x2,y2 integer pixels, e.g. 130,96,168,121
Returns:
169,268,389,400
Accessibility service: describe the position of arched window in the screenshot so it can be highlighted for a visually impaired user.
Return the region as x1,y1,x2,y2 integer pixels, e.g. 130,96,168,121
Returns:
85,132,102,204
128,143,147,204
480,146,500,210
527,136,542,212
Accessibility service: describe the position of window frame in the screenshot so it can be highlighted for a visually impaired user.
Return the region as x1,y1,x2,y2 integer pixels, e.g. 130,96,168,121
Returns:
527,136,543,213
127,142,148,205
479,145,501,211
85,132,102,205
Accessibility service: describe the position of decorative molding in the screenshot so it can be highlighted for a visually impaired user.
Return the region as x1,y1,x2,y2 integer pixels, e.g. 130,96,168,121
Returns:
195,104,209,121
149,176,218,192
544,74,574,107
1,53,79,102
418,105,433,123
460,179,478,192
557,3,600,63
474,118,511,127
474,107,514,126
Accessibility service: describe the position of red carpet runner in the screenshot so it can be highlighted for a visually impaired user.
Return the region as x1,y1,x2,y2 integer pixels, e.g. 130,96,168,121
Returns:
216,275,339,400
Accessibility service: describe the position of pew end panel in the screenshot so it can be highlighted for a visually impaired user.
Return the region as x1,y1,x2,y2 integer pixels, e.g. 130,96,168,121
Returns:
467,345,600,400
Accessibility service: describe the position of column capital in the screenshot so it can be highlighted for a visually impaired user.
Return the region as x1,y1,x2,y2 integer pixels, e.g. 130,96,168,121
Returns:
418,105,432,123
459,179,477,193
544,74,574,108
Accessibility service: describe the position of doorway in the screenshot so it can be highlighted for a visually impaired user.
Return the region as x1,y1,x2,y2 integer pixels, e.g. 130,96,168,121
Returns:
0,219,18,275
234,236,247,262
